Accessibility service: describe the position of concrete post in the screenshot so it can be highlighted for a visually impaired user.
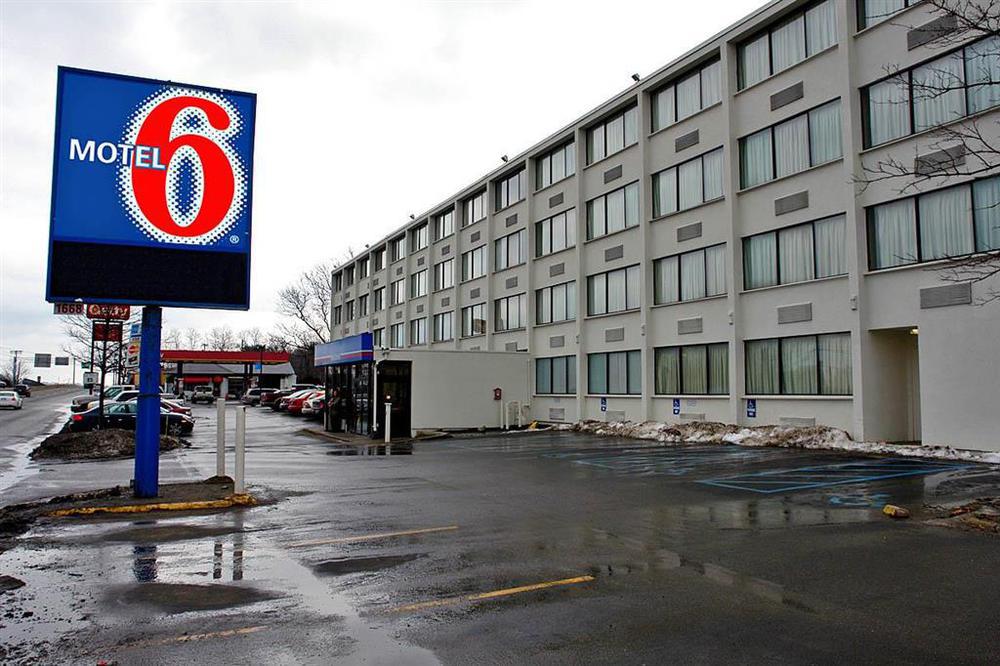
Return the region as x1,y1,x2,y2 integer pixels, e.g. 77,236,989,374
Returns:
216,399,226,477
234,406,246,494
384,402,392,443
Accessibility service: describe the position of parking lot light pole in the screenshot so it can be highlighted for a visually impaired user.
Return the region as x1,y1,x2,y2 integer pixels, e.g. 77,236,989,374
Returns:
134,306,162,498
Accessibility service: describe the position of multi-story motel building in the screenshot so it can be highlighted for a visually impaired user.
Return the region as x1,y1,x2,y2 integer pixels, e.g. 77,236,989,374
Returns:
328,0,1000,451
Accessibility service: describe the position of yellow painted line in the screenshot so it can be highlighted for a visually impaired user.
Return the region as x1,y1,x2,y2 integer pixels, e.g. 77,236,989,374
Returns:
389,575,595,613
95,625,267,654
47,493,257,517
287,524,458,548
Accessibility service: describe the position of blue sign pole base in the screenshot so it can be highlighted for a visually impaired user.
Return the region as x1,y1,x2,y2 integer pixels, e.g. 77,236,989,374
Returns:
134,306,162,497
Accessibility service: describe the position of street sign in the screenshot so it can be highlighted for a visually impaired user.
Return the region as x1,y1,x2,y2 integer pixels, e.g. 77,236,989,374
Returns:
82,371,98,386
600,397,607,412
672,398,680,415
53,303,84,315
129,323,141,338
55,356,70,366
86,304,131,320
93,322,123,342
46,67,257,310
253,362,263,373
34,353,52,368
746,399,757,418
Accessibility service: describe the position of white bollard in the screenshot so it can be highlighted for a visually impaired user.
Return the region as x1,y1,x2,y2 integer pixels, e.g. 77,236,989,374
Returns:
384,402,392,443
234,406,246,494
216,399,226,477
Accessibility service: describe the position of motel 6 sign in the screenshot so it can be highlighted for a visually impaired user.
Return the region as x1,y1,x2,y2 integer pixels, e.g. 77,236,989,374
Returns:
47,67,257,310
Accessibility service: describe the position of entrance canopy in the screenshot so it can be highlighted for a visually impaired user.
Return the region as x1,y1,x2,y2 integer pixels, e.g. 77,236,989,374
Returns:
315,333,373,367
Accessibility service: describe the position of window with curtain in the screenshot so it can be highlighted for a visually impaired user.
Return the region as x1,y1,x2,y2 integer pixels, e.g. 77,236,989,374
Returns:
740,100,842,188
779,224,815,284
373,328,384,348
746,334,851,395
536,355,577,395
494,229,527,271
494,293,526,331
390,323,405,348
653,244,726,304
652,148,725,217
345,300,354,320
409,270,427,298
536,142,576,189
495,169,526,211
588,265,641,315
433,311,453,342
656,344,727,395
333,305,341,325
737,0,838,90
433,259,454,291
744,215,846,289
536,281,576,324
463,191,486,227
973,176,1000,252
587,182,640,239
536,209,577,257
390,236,406,262
461,303,486,337
373,287,384,312
411,223,428,252
434,210,454,241
587,106,639,164
588,350,641,395
743,233,778,289
863,35,1000,147
373,247,386,271
859,0,909,30
409,317,427,345
390,278,405,305
358,294,368,317
461,245,486,281
919,186,973,260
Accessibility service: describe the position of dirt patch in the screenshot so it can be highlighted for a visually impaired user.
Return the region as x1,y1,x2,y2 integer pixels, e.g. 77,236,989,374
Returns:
313,553,424,576
927,498,1000,534
105,582,278,613
30,429,188,461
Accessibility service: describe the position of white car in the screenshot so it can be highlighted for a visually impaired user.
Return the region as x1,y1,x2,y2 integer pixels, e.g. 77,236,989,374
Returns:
0,390,23,410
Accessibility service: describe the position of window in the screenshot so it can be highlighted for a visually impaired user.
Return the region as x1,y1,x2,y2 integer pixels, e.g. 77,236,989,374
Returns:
333,272,342,292
495,169,526,211
373,287,385,312
495,229,527,271
867,176,1000,269
433,312,453,342
463,190,487,227
587,105,639,164
390,323,405,348
373,247,385,271
461,303,486,337
652,148,725,217
587,350,642,395
587,265,641,316
433,258,454,291
654,244,727,304
373,328,384,348
863,35,1000,147
390,236,406,262
536,281,577,324
344,266,354,287
651,59,722,132
537,142,576,189
434,210,454,241
409,269,427,298
358,294,368,317
333,305,342,325
655,343,728,395
587,181,640,240
345,300,355,320
409,317,427,345
494,293,526,331
738,0,838,90
743,215,847,289
536,208,577,257
390,278,405,305
461,245,487,281
357,257,369,279
858,0,916,30
739,100,842,188
535,355,577,395
410,223,428,252
745,333,852,395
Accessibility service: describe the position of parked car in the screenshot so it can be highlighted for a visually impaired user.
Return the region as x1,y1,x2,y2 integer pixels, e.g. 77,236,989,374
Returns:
14,384,32,397
301,393,326,418
71,384,134,412
0,390,23,410
127,397,191,416
276,389,313,412
66,402,194,435
241,388,263,406
288,390,323,416
74,389,141,413
190,385,216,404
259,389,280,407
268,389,297,411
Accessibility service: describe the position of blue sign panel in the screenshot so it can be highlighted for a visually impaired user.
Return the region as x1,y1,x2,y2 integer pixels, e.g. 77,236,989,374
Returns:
672,398,681,415
746,399,757,418
600,397,607,412
315,333,374,367
47,67,256,309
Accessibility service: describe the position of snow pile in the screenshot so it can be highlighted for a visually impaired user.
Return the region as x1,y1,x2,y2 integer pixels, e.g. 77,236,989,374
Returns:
567,420,1000,464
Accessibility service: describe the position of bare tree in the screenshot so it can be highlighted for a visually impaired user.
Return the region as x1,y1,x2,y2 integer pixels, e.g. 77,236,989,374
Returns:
163,328,183,350
206,325,238,351
0,352,32,385
183,327,203,349
238,326,265,350
857,0,1000,301
275,258,341,346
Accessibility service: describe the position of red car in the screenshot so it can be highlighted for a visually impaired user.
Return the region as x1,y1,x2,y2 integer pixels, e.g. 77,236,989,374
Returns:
287,390,322,415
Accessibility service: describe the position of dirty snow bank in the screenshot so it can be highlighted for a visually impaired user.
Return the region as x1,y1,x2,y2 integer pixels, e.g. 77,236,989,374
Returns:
562,420,1000,464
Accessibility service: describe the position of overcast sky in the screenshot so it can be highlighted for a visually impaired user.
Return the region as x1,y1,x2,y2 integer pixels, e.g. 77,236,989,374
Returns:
0,0,763,383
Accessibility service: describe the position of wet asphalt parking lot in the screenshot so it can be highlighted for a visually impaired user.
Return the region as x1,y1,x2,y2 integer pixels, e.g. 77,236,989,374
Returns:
2,394,1000,664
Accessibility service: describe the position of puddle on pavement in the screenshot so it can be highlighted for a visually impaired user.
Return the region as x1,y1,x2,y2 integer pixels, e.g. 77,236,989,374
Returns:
95,524,244,544
312,553,424,576
327,443,414,456
104,581,278,614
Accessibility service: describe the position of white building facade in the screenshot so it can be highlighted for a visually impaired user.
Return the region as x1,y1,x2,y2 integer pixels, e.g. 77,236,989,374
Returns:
330,0,1000,452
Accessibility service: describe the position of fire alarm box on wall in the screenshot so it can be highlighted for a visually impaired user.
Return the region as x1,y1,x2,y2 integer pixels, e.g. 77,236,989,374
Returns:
493,387,502,401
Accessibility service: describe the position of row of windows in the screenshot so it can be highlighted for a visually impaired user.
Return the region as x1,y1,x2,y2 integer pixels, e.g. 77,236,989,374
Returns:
651,59,722,133
652,148,724,217
494,293,527,331
411,223,429,252
738,0,838,90
535,355,577,395
746,333,852,395
434,210,454,241
744,214,847,289
858,0,917,30
535,281,576,325
434,258,454,291
587,181,640,240
536,142,576,190
495,229,527,271
535,209,577,258
653,244,727,305
587,264,642,316
587,106,639,165
495,169,527,211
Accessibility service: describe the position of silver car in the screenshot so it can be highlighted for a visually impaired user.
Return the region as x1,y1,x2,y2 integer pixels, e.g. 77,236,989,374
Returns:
0,390,23,410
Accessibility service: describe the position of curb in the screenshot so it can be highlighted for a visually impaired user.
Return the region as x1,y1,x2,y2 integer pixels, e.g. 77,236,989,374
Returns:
46,493,257,517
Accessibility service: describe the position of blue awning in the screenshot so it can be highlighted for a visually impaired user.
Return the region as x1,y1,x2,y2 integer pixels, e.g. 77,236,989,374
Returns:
315,333,374,367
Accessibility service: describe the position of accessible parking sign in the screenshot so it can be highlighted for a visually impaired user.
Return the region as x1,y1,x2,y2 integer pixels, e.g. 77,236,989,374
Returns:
46,67,256,309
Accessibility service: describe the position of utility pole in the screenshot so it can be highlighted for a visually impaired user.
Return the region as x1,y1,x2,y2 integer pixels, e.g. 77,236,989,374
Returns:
10,350,22,385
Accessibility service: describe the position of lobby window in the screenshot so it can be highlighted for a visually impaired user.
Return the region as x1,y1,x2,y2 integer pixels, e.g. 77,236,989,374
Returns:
433,258,454,291
858,0,917,30
739,100,842,189
744,214,847,289
862,35,1000,147
463,190,487,227
461,245,487,281
373,247,385,271
536,208,577,257
461,303,487,337
495,169,526,211
494,293,527,331
745,333,852,395
535,281,576,324
433,311,454,342
651,58,722,132
536,141,576,189
652,148,725,217
411,223,429,252
535,355,577,395
653,244,726,304
409,269,427,298
358,294,368,317
655,343,728,395
373,287,384,312
586,181,640,240
867,175,1000,270
390,278,405,305
494,229,527,271
357,257,369,279
737,0,838,90
373,328,384,348
434,209,454,241
390,236,406,262
390,323,405,349
588,350,642,395
409,317,427,345
587,265,641,316
587,105,638,164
